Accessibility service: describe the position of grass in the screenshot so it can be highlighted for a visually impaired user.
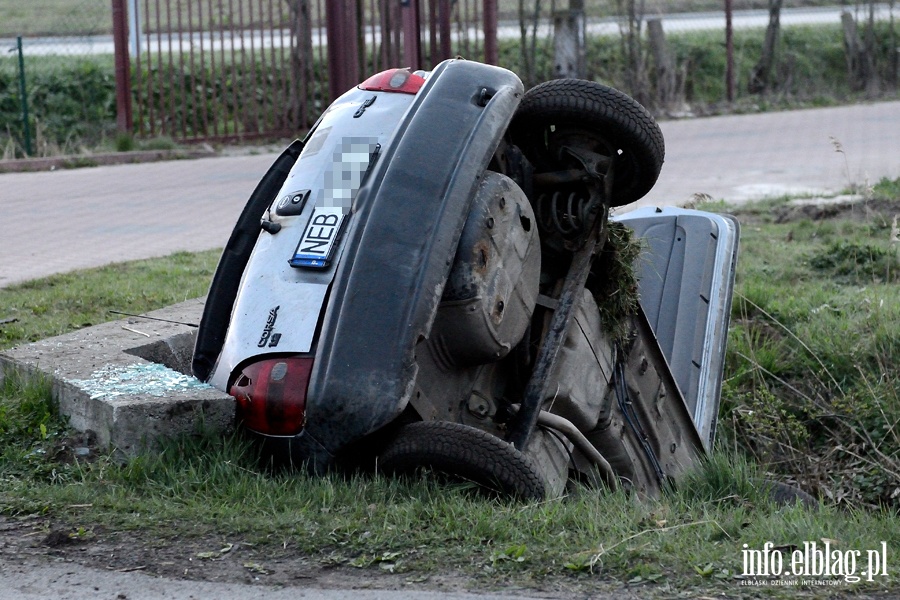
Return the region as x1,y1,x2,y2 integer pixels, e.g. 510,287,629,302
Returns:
1,181,899,595
0,371,67,482
0,0,110,37
0,408,897,596
711,181,900,508
0,250,220,349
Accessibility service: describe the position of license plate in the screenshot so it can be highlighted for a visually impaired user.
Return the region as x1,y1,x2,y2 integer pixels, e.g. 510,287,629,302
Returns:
289,207,347,269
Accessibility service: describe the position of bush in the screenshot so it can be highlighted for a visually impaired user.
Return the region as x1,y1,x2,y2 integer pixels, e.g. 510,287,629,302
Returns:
0,56,117,156
810,240,899,284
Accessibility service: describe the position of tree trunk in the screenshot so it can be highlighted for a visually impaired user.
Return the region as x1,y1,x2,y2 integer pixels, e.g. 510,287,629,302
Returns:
842,9,879,95
617,0,648,107
553,7,585,78
863,1,882,97
748,0,783,95
518,0,534,85
843,11,862,89
891,0,899,88
647,18,675,111
529,0,543,82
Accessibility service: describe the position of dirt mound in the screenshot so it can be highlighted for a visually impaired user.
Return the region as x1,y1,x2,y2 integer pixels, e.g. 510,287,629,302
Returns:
773,196,900,224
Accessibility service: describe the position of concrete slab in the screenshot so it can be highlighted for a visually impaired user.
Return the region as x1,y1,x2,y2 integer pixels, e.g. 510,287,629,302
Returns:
0,298,234,455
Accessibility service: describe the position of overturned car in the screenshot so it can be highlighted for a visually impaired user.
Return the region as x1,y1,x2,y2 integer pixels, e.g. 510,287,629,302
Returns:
192,59,739,500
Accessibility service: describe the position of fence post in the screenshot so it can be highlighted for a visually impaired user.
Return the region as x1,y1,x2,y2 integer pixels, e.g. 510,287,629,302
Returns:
128,0,141,59
15,37,32,156
112,0,133,134
326,0,359,101
438,0,452,61
483,0,498,65
725,0,734,103
402,0,421,70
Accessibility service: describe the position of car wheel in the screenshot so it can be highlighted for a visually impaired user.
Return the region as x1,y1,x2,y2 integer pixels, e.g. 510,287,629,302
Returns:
378,421,547,500
509,79,665,206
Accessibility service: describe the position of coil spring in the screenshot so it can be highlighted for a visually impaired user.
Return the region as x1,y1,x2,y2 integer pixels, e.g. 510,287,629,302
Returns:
536,190,592,239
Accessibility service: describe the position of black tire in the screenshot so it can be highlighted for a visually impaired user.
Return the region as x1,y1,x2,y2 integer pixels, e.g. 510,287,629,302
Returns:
379,421,547,500
509,79,665,206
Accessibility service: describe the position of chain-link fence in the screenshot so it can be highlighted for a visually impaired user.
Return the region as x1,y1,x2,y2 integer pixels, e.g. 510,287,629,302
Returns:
0,0,117,158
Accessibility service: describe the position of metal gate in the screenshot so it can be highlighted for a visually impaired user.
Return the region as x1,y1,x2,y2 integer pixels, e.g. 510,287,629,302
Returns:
130,0,497,142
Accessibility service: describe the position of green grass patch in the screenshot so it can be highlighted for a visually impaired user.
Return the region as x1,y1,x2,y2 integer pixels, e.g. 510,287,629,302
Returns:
0,184,899,594
0,409,897,595
129,55,329,141
504,22,898,106
0,250,219,350
0,371,69,482
874,176,900,200
809,240,898,284
665,24,854,106
0,0,111,37
713,186,900,508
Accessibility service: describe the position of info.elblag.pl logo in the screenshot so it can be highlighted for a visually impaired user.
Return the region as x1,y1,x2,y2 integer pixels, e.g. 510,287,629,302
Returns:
742,540,889,583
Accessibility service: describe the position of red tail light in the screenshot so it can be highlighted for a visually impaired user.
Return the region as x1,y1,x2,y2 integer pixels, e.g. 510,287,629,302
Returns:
230,357,314,436
359,68,425,95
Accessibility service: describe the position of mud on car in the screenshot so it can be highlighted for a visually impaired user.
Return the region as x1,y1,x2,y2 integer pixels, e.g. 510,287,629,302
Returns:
192,59,739,500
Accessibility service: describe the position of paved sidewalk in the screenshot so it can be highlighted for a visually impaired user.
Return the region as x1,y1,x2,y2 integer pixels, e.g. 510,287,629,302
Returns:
645,100,900,205
1,153,279,287
2,101,899,288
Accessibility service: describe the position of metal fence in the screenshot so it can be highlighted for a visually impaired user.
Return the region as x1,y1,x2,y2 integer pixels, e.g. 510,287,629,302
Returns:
129,0,493,141
0,0,117,157
132,0,322,141
0,1,898,153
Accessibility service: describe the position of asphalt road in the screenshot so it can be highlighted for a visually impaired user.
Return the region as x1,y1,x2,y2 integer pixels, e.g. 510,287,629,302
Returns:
2,100,900,288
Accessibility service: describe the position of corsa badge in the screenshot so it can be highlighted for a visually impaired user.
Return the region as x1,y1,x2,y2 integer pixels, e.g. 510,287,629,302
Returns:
258,306,281,348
